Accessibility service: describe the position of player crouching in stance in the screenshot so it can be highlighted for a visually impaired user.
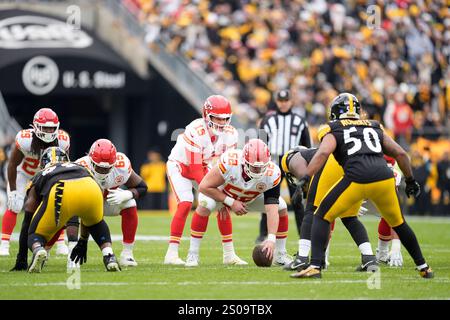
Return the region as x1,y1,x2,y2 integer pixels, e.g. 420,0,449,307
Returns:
185,139,292,267
76,139,148,268
26,147,120,273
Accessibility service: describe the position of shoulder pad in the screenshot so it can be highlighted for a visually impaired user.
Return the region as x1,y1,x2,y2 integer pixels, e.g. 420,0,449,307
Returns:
266,163,281,187
115,152,132,176
57,129,71,151
317,124,331,142
218,149,241,175
75,156,90,168
15,129,33,153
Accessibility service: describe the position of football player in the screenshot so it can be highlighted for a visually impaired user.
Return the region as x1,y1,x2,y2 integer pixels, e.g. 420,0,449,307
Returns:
26,147,120,273
1,108,69,257
165,95,245,266
291,93,433,279
184,139,292,267
281,146,377,272
75,139,148,268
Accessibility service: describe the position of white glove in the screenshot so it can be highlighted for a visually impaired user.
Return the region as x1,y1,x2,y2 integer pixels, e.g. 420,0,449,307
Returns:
7,191,24,213
388,250,403,267
358,201,368,216
106,189,133,205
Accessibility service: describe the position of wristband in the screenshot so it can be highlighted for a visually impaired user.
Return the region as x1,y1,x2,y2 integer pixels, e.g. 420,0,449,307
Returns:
223,196,235,207
267,234,276,243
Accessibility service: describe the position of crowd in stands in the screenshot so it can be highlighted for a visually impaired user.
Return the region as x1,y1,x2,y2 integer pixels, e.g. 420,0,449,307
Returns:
122,0,450,214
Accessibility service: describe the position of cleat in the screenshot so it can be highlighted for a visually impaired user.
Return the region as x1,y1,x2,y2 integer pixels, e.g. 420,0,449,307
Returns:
164,252,185,265
0,242,10,256
356,254,379,272
418,266,434,279
223,254,248,265
376,248,389,264
120,251,138,267
283,253,309,271
56,242,69,256
273,251,293,267
185,252,199,267
28,247,47,273
290,265,322,279
254,235,266,245
103,253,121,272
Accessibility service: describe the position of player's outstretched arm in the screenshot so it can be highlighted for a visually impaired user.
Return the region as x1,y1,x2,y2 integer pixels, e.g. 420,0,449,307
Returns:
262,203,279,260
306,134,336,178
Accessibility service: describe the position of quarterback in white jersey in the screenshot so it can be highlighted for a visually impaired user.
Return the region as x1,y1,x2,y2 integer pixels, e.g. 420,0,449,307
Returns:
75,139,148,268
1,108,70,257
164,95,246,266
185,139,292,267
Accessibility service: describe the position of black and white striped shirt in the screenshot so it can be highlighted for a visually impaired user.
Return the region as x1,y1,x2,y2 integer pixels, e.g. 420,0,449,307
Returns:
260,110,311,159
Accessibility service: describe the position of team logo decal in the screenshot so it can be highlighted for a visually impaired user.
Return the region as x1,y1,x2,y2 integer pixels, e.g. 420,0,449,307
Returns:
256,182,266,192
115,176,124,184
22,56,59,95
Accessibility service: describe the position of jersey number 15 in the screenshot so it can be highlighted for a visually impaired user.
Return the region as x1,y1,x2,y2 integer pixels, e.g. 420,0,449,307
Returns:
344,127,382,156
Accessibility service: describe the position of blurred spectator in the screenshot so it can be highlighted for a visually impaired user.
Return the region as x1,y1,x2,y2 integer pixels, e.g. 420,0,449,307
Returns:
410,150,433,216
436,151,450,214
385,91,414,149
139,149,167,210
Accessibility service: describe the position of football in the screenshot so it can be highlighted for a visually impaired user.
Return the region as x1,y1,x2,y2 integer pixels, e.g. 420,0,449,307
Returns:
252,244,272,267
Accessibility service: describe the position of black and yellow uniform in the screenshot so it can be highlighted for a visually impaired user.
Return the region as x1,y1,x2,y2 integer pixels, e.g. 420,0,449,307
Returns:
316,119,403,226
28,162,103,241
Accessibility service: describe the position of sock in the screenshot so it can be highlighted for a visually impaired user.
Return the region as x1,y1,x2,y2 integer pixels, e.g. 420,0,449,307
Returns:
222,242,235,256
121,207,138,244
341,216,371,247
300,205,314,240
217,210,232,244
393,222,426,266
378,239,390,253
275,215,289,252
1,209,18,242
310,215,331,268
68,241,77,252
378,218,392,241
298,239,311,257
358,242,374,255
391,239,401,253
189,212,209,254
169,201,192,244
168,243,179,254
101,246,113,256
122,242,134,253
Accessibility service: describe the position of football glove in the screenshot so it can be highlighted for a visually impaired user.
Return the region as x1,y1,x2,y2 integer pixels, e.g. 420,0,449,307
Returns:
70,238,88,265
7,191,24,213
106,189,133,205
405,177,420,198
292,175,310,207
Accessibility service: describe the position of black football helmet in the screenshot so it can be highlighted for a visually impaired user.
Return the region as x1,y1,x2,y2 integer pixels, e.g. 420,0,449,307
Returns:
40,146,69,169
329,93,361,120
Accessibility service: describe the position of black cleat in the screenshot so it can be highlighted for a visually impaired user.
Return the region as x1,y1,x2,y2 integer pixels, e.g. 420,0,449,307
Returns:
290,266,322,279
283,253,309,271
418,266,434,279
356,254,379,272
103,253,121,272
254,235,267,245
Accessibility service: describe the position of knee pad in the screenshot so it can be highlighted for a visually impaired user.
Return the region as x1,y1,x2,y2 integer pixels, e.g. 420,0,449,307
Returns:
197,193,216,212
89,220,112,247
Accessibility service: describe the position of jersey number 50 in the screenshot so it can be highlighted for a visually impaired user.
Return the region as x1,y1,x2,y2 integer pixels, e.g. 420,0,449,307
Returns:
344,127,382,156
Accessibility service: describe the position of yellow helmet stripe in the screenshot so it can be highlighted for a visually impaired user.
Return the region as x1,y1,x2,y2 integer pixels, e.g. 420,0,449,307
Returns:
51,147,56,164
348,93,354,114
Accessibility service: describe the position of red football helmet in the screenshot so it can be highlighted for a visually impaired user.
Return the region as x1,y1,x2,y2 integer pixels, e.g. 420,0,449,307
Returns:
32,108,59,143
88,139,117,181
202,95,232,135
242,139,271,179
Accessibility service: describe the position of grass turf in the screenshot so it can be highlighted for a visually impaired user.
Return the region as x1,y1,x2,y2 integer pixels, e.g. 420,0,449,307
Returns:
0,212,448,300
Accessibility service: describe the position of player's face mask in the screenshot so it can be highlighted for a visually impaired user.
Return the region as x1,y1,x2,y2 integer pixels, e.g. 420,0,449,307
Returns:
91,163,113,182
207,115,231,136
244,161,269,180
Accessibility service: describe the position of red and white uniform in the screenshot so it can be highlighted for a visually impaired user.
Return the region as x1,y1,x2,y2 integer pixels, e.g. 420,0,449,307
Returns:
9,129,70,208
198,149,287,212
167,118,238,203
76,152,135,216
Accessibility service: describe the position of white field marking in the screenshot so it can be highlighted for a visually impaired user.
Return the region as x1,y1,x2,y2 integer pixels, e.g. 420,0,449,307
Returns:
1,279,450,287
7,233,189,242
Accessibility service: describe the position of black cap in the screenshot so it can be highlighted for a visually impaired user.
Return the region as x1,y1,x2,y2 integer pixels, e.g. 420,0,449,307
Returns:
276,89,290,101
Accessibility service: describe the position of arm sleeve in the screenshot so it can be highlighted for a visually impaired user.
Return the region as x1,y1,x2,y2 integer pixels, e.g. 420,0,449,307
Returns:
263,183,280,205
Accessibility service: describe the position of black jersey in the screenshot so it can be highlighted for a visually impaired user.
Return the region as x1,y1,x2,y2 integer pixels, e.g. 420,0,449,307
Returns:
29,162,93,198
318,119,393,183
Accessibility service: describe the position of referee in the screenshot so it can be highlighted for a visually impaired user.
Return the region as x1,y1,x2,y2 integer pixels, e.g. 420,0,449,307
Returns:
256,89,311,243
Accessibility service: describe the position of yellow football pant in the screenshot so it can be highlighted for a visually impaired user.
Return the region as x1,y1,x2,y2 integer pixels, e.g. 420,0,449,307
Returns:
29,177,103,242
315,177,404,227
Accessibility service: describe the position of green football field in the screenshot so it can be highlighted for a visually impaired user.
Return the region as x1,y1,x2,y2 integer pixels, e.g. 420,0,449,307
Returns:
0,212,449,300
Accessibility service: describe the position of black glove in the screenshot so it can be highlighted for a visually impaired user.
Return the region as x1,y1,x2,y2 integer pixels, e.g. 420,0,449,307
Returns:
292,175,311,207
405,177,421,198
70,238,88,265
10,257,28,272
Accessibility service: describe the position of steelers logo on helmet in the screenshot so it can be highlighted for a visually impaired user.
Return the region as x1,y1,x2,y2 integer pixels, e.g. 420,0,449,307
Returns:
202,95,232,136
40,146,69,169
243,139,271,180
329,93,361,120
32,108,60,143
88,139,117,182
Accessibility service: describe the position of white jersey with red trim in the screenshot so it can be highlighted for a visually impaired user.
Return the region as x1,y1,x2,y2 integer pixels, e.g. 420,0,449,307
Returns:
168,118,238,167
15,129,70,179
217,149,282,204
76,152,132,191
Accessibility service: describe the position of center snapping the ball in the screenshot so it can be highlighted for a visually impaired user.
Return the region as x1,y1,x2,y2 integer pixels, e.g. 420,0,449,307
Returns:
252,244,272,267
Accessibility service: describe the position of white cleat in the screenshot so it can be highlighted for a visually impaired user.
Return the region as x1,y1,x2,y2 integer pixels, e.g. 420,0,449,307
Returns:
28,247,47,273
120,251,138,267
164,252,186,265
223,254,248,265
376,248,389,264
185,252,199,267
272,251,293,267
56,242,69,256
